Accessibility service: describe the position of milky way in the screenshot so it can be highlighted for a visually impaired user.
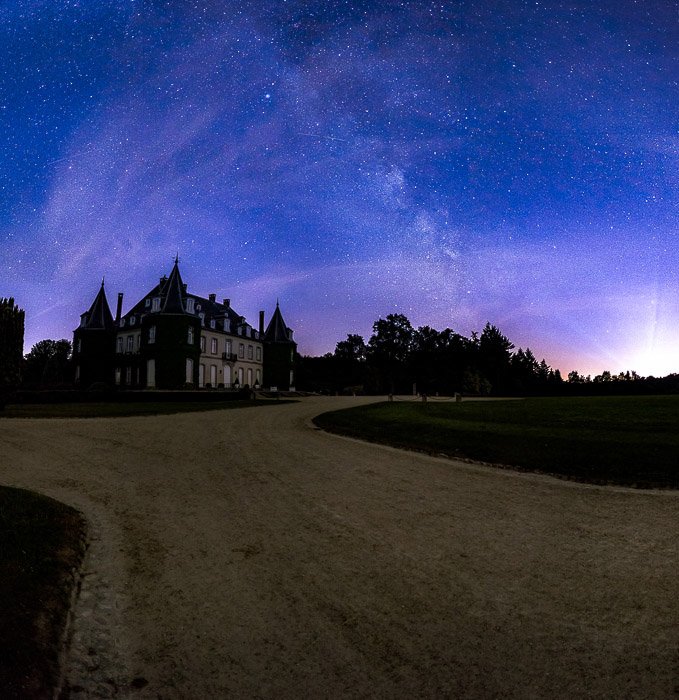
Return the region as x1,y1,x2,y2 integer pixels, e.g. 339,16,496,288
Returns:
1,1,676,375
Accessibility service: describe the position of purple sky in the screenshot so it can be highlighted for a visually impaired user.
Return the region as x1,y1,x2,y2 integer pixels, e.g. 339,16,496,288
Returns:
1,1,677,376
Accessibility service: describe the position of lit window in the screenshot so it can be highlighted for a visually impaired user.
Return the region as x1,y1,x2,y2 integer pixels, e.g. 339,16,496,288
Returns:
117,337,123,353
211,338,217,354
200,336,206,352
239,343,244,358
126,335,134,352
247,345,253,360
149,326,156,344
256,347,261,362
152,297,160,311
187,327,194,344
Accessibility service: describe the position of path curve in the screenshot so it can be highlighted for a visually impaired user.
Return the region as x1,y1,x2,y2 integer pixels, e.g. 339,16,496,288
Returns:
1,396,677,698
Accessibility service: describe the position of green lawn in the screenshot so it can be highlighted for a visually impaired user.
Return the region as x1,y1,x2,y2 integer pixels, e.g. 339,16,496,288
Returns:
1,398,294,419
0,487,87,697
313,396,679,488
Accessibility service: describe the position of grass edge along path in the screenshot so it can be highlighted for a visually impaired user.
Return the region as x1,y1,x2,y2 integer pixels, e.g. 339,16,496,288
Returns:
312,396,679,489
0,486,87,698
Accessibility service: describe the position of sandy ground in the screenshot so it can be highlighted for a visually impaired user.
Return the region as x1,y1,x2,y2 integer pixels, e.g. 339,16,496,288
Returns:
0,396,677,699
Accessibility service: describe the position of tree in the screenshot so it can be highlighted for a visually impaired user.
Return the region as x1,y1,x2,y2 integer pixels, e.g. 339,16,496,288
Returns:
367,314,414,393
0,298,24,406
23,339,72,388
333,334,367,392
477,322,514,394
334,334,367,363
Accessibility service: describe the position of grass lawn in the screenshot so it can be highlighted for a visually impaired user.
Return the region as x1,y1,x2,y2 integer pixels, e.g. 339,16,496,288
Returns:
0,487,87,697
313,395,679,488
1,398,295,419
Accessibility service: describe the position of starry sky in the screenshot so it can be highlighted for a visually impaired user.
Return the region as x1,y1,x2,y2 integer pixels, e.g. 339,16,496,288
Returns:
1,0,677,376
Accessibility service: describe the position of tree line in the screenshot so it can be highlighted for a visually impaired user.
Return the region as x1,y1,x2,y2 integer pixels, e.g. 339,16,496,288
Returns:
296,313,679,396
3,303,679,397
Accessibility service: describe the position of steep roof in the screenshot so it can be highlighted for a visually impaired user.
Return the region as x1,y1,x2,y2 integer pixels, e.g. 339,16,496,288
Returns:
161,257,186,313
264,303,293,343
83,281,114,330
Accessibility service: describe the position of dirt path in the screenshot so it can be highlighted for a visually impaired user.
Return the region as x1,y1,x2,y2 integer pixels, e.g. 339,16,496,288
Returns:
1,396,677,698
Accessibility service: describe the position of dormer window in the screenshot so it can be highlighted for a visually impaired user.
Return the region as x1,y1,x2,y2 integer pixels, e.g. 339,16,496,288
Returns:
130,316,136,326
120,318,126,328
186,298,195,313
199,312,205,325
149,326,156,343
224,318,230,332
210,319,215,329
145,298,151,308
152,297,160,312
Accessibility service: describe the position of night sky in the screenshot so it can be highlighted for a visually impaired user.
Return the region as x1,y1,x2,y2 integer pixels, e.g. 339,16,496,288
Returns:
1,1,676,376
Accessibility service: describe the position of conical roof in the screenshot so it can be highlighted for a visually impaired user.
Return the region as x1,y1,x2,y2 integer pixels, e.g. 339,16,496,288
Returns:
84,280,114,330
161,256,186,313
264,302,293,343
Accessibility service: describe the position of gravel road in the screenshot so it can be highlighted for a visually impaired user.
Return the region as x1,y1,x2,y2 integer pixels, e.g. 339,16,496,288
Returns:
1,396,677,698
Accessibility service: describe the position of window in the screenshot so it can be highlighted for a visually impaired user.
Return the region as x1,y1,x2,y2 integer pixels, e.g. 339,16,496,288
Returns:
115,368,121,385
149,326,156,344
117,337,123,353
187,326,194,344
247,345,253,360
152,297,160,311
225,340,231,355
126,367,132,384
145,298,151,308
77,339,82,353
120,318,125,328
200,336,206,352
126,335,134,352
210,338,217,354
199,312,205,325
256,347,261,362
238,343,244,358
186,298,195,313
130,316,136,326
224,318,230,332
75,365,80,381
247,368,252,386
186,358,194,384
255,369,261,386
136,334,141,350
210,319,215,329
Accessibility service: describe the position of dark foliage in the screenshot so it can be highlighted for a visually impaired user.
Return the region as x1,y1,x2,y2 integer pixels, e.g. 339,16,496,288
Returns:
23,339,72,388
0,298,25,406
297,312,675,396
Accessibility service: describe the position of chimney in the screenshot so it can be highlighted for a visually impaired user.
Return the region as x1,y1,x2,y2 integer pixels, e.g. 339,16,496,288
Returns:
259,310,265,335
209,293,216,303
116,293,124,323
223,298,230,307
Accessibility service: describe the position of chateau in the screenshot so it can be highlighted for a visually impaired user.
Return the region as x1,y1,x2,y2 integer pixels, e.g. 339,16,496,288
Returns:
72,258,297,391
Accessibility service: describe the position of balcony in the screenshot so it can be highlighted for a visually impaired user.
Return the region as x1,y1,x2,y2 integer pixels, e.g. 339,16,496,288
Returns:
222,352,238,363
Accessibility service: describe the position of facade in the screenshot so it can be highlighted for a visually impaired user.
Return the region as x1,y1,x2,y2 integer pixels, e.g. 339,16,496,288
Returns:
73,259,297,390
